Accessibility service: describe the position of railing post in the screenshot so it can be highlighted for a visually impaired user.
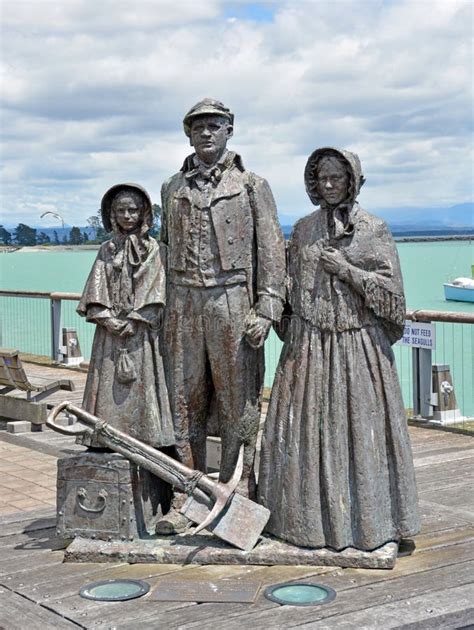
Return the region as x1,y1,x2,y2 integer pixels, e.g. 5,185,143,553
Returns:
50,297,62,361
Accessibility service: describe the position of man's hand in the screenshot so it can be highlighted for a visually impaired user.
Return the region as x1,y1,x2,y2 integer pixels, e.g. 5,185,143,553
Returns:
320,247,349,279
245,314,272,348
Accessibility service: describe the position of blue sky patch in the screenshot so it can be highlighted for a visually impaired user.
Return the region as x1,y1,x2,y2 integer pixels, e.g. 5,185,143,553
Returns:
223,2,277,23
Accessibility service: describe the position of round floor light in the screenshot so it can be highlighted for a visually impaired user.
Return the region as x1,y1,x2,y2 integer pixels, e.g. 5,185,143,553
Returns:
79,579,150,602
264,582,336,606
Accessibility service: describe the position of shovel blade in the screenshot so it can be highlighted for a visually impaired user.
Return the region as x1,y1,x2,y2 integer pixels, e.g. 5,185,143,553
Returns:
181,493,270,552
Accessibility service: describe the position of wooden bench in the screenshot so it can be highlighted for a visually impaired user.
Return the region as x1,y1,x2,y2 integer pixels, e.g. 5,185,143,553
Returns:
0,349,75,424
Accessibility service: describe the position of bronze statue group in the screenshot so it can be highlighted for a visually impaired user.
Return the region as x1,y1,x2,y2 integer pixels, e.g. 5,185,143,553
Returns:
78,98,420,552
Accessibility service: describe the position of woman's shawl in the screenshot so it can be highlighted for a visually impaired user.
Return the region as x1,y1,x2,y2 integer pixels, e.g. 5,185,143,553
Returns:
289,207,405,344
292,147,406,344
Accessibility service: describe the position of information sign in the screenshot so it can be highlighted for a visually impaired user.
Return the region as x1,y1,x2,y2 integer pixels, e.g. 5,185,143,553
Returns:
397,322,435,349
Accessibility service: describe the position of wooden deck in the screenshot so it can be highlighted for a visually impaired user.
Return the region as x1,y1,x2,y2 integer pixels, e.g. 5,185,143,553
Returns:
1,420,473,628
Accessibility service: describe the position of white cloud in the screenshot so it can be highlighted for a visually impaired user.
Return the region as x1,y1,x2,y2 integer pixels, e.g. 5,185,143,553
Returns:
0,0,472,227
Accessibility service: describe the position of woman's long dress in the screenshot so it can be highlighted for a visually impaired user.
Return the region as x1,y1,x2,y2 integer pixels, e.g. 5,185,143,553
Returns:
258,205,420,551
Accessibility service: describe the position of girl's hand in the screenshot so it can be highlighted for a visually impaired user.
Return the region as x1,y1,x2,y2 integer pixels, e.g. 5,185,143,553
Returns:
119,321,137,337
103,317,127,336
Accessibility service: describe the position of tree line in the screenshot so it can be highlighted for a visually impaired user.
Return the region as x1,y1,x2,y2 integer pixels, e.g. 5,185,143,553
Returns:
0,205,161,246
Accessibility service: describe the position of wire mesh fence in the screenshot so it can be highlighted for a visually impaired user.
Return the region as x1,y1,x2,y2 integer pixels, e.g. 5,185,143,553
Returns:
265,321,473,431
1,291,472,431
0,295,51,357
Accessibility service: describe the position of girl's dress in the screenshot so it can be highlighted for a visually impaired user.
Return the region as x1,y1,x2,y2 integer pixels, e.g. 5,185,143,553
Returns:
77,228,175,450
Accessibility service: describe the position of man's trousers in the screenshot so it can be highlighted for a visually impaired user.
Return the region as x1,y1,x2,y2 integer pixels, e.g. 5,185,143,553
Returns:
163,283,264,493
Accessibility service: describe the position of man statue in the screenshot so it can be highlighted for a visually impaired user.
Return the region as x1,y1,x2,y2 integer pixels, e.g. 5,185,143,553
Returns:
156,98,286,534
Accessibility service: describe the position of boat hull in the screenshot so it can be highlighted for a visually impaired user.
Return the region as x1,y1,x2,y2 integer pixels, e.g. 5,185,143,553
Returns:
444,284,474,303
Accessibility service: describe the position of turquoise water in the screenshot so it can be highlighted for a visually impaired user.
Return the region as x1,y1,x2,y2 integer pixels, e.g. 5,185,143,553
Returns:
1,241,473,416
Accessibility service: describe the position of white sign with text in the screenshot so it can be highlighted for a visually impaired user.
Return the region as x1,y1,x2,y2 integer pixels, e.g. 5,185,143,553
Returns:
397,321,436,349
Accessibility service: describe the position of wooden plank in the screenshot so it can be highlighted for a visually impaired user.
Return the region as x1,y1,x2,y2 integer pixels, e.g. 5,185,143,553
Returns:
0,514,56,538
414,449,474,468
412,525,474,552
179,561,474,629
0,550,64,578
0,506,55,528
414,444,474,459
0,539,66,564
81,598,197,628
419,498,474,525
38,564,305,628
116,566,335,629
418,503,472,535
0,527,56,549
0,587,80,629
31,571,200,626
149,542,474,628
69,565,332,628
4,562,125,596
414,458,473,493
410,430,471,449
419,485,474,514
14,563,194,605
286,583,474,629
399,608,474,630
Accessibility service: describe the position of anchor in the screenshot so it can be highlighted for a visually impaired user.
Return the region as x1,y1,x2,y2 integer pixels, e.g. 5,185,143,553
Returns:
47,402,270,551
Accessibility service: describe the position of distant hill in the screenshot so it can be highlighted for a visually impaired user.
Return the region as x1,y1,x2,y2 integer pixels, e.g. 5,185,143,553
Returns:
2,201,472,241
280,202,473,236
378,202,473,229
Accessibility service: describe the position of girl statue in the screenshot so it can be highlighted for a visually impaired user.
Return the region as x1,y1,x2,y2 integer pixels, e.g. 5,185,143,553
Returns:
258,148,420,551
77,183,175,451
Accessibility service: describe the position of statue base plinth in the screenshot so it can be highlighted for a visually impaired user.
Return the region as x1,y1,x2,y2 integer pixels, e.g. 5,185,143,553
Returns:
64,534,398,569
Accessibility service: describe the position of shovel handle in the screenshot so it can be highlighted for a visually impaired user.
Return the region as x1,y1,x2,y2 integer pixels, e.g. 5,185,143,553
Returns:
46,401,91,437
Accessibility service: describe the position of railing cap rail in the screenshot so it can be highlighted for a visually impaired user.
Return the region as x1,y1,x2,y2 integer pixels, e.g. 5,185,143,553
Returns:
1,290,473,323
0,289,82,300
406,309,474,324
50,291,83,300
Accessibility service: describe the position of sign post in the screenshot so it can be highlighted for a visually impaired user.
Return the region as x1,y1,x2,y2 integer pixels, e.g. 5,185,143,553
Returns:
397,322,436,419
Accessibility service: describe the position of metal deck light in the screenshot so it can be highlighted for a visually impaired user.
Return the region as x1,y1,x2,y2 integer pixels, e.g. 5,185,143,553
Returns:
264,582,336,606
79,579,150,602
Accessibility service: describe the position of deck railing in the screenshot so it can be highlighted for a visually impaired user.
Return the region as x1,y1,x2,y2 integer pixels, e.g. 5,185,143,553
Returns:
0,290,87,362
1,290,473,429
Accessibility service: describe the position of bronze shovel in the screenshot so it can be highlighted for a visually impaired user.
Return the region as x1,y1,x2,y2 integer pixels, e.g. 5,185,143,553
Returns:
47,402,270,551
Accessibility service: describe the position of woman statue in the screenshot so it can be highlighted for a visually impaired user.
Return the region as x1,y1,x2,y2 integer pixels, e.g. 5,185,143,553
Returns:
258,148,420,551
77,183,175,451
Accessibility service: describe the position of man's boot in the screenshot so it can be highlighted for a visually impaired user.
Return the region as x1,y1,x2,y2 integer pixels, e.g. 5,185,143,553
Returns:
155,491,189,535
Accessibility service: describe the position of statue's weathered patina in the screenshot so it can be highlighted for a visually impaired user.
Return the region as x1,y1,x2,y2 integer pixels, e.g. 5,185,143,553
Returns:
258,148,420,551
77,183,174,450
158,99,286,533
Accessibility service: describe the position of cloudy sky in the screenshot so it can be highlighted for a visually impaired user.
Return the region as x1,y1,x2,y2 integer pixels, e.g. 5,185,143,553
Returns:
1,0,473,227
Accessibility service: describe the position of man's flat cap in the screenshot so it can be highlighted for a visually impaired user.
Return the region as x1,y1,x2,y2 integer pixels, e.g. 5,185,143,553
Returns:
183,98,234,137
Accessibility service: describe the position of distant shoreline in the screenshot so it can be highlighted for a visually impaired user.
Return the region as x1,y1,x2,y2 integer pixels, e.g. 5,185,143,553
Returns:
392,234,473,243
1,233,472,253
0,244,101,253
